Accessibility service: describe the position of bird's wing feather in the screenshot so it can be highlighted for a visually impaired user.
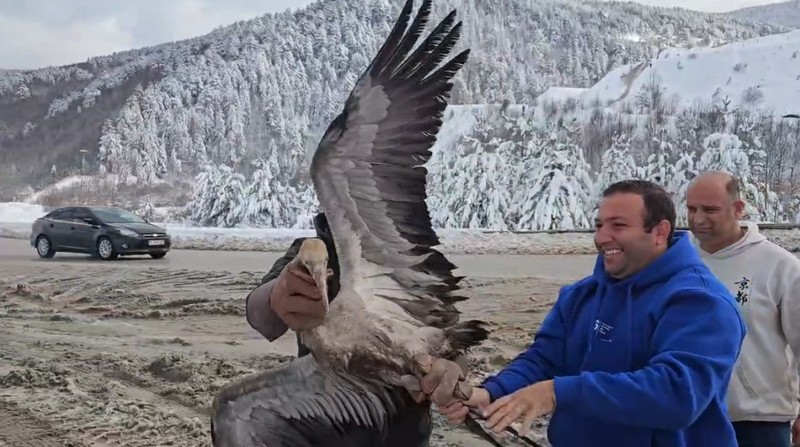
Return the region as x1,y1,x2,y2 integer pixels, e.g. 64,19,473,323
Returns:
310,0,475,332
211,355,408,447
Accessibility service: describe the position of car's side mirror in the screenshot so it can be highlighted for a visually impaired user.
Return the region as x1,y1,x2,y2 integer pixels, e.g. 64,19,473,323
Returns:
83,217,96,225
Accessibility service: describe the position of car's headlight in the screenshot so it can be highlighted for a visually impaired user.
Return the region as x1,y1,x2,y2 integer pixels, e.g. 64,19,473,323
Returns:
117,228,138,237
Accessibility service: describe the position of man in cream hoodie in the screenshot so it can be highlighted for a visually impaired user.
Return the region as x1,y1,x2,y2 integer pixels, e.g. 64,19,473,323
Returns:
687,171,800,447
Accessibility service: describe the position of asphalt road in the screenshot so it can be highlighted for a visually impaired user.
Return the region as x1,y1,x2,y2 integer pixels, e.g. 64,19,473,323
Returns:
0,237,596,279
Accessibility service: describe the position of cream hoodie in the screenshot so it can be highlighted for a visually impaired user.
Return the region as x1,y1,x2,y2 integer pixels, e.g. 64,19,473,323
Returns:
691,221,800,422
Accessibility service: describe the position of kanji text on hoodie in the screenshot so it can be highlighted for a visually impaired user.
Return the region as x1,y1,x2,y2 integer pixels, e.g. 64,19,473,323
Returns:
482,231,746,447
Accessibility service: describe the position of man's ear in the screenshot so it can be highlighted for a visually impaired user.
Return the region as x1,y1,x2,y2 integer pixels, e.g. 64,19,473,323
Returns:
655,219,672,246
733,199,746,219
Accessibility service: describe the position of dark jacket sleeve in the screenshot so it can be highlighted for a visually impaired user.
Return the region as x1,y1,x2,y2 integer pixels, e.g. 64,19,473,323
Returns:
245,238,305,341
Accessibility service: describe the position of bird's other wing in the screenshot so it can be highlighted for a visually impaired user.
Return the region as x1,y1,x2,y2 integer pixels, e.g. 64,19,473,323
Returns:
211,355,410,447
309,0,483,339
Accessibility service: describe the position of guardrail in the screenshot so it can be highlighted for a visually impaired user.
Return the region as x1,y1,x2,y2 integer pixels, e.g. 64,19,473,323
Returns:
478,223,800,234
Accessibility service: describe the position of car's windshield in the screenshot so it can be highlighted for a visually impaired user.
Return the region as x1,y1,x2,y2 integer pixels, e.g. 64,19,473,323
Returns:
92,208,147,224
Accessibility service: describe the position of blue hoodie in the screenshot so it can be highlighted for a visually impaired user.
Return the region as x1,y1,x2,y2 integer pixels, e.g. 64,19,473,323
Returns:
482,231,746,447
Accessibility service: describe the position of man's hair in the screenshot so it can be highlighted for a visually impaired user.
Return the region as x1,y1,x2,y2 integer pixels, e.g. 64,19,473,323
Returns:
690,170,744,202
602,179,676,241
724,174,742,201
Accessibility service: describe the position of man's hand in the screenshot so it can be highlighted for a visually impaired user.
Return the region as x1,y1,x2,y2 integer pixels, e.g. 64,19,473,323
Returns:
269,261,331,331
438,388,491,425
792,415,800,447
482,380,556,436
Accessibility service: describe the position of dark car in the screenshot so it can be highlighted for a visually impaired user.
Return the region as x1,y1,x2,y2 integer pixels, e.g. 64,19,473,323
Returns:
30,206,171,260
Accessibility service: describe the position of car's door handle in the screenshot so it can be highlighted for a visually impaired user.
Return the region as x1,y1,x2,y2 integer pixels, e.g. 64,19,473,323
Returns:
70,226,75,230
49,223,53,228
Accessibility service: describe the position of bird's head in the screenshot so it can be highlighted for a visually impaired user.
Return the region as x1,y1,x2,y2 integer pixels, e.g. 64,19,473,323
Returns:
298,238,330,310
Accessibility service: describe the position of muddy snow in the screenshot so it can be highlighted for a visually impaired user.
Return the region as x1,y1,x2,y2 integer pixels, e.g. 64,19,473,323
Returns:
0,243,586,447
1,234,799,447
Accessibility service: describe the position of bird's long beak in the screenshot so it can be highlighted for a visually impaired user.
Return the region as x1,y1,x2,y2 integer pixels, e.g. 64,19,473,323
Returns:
308,264,331,313
297,238,331,313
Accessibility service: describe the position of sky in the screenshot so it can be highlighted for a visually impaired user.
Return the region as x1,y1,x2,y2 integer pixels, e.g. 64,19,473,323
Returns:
0,0,787,70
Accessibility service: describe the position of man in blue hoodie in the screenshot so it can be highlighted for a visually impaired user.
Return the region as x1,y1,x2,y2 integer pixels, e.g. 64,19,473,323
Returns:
431,179,747,447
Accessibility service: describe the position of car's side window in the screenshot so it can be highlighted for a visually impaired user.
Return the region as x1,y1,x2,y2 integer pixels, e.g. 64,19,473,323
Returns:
72,210,91,223
61,209,76,221
49,210,68,221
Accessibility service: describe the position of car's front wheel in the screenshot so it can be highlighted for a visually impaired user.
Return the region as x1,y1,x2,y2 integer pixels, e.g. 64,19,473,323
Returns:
96,237,118,260
35,235,55,259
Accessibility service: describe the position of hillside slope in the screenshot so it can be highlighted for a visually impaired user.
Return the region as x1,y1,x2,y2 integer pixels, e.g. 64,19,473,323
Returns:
725,0,800,29
579,29,800,116
0,0,783,193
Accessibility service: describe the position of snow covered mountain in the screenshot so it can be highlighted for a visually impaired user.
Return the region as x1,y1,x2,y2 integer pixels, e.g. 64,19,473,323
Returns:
579,29,800,116
0,0,782,195
725,0,800,29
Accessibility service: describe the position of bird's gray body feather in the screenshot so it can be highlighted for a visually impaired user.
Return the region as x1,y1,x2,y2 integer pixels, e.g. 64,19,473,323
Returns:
212,355,401,447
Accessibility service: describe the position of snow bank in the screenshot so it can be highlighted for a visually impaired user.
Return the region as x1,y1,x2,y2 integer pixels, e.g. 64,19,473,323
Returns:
158,227,800,255
0,202,47,222
0,200,596,254
0,221,597,254
3,203,798,255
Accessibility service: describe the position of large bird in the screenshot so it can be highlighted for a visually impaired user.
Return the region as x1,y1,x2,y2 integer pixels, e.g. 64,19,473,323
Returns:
210,0,498,445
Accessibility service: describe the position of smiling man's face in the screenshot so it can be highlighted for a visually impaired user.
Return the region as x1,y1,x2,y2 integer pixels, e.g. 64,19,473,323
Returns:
594,192,670,279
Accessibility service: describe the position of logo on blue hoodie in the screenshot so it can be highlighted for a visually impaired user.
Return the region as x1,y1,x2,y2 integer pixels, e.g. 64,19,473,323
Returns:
593,319,614,342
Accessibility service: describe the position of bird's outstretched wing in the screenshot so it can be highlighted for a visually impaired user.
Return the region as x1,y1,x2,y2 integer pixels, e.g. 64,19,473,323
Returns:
310,0,481,339
211,355,414,447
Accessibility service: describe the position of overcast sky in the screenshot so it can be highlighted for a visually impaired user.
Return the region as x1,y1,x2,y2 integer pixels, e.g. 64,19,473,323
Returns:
0,0,786,70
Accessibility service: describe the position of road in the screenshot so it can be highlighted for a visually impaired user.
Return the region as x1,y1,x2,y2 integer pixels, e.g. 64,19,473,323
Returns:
0,237,597,280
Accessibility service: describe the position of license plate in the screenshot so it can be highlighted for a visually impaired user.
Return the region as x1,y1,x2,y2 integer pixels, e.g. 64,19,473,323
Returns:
148,240,165,246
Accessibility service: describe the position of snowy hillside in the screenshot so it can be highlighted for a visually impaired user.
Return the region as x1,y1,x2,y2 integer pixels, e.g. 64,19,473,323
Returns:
725,0,800,29
580,30,800,115
0,0,783,196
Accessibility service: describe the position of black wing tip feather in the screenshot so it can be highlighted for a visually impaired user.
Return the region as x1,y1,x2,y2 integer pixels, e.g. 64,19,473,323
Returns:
322,0,472,312
445,320,490,352
370,0,469,286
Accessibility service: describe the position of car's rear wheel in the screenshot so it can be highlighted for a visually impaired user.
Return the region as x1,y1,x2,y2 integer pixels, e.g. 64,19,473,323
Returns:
35,235,55,258
150,252,167,259
96,237,118,260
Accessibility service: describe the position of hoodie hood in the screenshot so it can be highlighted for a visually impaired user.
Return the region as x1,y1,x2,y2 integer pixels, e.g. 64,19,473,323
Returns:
690,221,766,260
592,231,703,292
